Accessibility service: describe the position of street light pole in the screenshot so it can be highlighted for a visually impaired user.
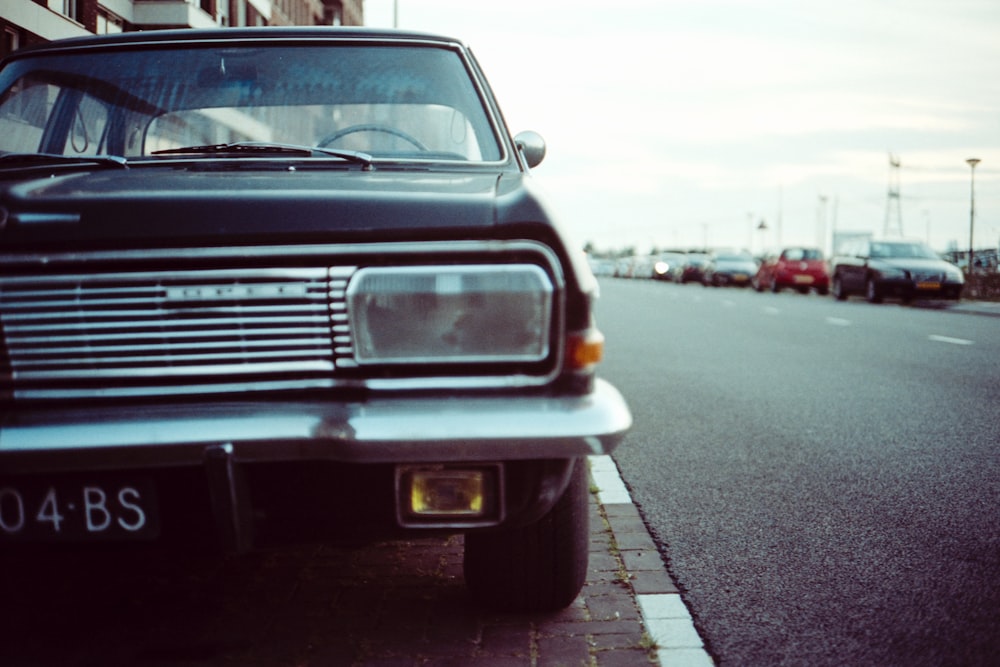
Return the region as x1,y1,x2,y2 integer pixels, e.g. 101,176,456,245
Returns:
966,158,981,276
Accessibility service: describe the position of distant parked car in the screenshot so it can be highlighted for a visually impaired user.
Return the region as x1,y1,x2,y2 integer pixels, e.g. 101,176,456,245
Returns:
679,252,711,283
652,252,688,281
703,252,757,287
830,239,964,303
632,255,657,279
588,256,617,277
754,247,830,294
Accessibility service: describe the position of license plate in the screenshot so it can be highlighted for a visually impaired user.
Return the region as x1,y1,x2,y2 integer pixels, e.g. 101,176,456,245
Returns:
0,477,159,542
794,275,814,284
916,281,941,290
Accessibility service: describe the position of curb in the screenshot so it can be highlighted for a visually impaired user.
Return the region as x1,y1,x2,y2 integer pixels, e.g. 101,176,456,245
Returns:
589,455,715,667
947,301,1000,317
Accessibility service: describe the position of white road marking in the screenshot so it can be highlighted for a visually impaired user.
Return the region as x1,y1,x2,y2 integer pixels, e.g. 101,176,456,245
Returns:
826,317,852,326
929,335,973,346
763,306,781,315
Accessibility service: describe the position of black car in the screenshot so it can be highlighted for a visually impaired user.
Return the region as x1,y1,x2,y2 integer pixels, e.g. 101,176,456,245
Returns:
0,28,632,612
830,239,964,303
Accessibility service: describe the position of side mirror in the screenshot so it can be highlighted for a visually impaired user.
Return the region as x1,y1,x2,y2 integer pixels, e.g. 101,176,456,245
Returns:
514,131,546,168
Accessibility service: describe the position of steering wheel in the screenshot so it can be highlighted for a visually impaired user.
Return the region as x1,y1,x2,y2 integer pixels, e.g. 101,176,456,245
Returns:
317,124,429,151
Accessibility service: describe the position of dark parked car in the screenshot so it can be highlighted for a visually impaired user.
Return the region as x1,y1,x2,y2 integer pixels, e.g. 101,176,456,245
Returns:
753,247,830,294
679,252,711,283
702,251,757,287
0,28,632,612
831,239,964,303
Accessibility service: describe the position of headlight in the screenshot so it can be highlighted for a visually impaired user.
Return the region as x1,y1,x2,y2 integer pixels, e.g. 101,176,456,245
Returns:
347,265,553,364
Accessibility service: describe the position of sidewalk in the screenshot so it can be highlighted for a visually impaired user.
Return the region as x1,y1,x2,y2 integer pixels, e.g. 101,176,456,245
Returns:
275,454,715,666
273,455,714,666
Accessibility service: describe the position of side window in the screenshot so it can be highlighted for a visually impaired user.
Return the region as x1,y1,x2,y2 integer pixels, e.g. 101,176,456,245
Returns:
0,80,56,152
0,78,110,155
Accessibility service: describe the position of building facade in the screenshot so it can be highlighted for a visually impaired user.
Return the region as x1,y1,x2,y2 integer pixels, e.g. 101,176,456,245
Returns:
1,0,364,58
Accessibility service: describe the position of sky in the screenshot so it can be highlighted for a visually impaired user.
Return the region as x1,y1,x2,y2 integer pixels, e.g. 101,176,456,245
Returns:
363,0,1000,257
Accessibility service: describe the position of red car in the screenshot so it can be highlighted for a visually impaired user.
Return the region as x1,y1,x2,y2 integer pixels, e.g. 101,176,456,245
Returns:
753,247,830,294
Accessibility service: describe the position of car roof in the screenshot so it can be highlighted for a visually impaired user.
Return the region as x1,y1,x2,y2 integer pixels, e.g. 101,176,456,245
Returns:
5,27,465,59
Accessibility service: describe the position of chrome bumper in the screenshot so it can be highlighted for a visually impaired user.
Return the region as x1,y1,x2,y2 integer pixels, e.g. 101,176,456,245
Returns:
0,380,632,474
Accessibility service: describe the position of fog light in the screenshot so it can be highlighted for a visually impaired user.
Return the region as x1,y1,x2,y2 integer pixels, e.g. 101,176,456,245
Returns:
397,465,501,525
412,470,483,515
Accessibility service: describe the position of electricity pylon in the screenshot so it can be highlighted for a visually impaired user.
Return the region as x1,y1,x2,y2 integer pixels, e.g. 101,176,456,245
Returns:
884,153,903,237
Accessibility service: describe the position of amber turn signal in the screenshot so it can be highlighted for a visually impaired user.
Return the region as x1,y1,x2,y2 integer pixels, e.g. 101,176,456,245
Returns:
565,329,605,370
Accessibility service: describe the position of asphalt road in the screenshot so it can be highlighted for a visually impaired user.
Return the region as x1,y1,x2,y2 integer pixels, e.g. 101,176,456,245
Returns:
594,277,1000,666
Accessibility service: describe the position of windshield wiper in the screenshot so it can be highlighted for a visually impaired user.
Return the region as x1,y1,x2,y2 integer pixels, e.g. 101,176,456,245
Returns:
151,142,373,169
0,152,128,169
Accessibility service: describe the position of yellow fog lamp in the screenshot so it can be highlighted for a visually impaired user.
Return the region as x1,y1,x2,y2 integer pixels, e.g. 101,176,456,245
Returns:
396,465,502,526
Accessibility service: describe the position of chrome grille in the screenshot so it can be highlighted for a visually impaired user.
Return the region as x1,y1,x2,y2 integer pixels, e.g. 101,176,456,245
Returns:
0,267,357,398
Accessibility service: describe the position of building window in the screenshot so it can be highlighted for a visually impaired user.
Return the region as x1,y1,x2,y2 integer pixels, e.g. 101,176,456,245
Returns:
96,10,125,34
63,0,80,21
2,27,19,59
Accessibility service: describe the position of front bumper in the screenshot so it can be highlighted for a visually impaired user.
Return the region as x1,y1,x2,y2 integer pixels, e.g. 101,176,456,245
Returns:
776,271,828,288
878,278,964,300
1,380,631,551
0,379,632,474
716,273,751,285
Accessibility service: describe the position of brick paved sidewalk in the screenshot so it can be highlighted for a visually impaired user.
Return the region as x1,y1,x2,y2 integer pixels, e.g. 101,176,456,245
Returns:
293,492,663,666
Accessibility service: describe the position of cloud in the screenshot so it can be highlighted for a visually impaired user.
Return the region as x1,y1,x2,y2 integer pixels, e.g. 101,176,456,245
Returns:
366,0,1000,252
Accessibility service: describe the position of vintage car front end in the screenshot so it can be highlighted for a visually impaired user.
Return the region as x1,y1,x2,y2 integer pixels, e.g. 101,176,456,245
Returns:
0,28,631,612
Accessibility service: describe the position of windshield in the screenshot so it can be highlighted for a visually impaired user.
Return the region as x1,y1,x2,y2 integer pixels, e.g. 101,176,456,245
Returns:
783,248,823,261
0,43,503,162
870,242,940,260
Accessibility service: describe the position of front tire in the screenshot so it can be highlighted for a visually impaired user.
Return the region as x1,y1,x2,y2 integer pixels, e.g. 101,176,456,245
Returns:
464,459,589,612
832,274,847,301
865,277,883,303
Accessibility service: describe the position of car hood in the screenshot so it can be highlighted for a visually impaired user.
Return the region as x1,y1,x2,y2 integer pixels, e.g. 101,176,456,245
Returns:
0,166,551,246
875,257,959,274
